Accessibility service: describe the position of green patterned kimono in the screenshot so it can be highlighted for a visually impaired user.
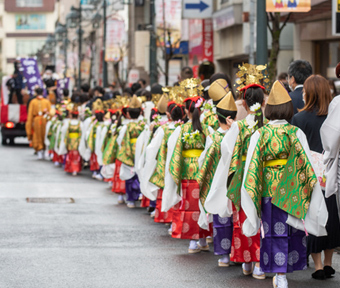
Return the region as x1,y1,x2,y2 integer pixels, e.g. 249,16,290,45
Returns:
48,119,58,151
149,124,176,189
65,121,81,151
227,119,254,211
202,111,219,131
117,121,143,167
197,130,225,206
87,121,100,153
56,121,64,149
102,130,119,165
170,122,211,191
244,123,317,220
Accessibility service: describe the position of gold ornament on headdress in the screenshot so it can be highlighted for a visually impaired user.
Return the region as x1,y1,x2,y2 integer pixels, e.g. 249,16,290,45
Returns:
180,78,202,98
116,95,129,108
103,99,115,112
168,86,185,104
92,99,104,112
236,63,269,91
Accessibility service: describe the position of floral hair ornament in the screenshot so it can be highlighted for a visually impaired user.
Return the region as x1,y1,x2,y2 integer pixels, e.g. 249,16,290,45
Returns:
195,97,204,108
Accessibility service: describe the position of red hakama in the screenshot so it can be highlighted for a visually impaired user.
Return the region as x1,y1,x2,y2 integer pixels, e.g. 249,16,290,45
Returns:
154,189,173,223
53,151,64,164
172,180,212,240
64,150,82,173
230,204,261,263
90,152,100,171
112,159,125,194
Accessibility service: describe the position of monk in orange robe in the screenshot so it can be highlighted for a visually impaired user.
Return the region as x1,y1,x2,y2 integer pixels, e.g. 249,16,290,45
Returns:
25,87,51,158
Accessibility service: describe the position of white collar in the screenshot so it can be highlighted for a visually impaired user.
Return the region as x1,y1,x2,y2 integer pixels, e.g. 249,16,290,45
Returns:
217,127,228,134
268,119,288,125
294,85,303,90
168,122,175,129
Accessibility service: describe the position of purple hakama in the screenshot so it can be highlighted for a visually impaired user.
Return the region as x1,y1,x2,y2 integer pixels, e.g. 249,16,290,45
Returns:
260,197,307,273
125,175,141,202
213,215,233,255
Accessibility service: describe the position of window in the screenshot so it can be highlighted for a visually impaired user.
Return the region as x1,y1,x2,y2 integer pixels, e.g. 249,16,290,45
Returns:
16,0,43,7
16,40,45,57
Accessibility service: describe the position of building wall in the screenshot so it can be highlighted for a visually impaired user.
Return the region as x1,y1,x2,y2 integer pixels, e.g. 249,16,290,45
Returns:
1,0,58,75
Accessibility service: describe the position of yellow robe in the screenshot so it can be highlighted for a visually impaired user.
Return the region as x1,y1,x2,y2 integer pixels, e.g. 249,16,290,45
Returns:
25,96,51,151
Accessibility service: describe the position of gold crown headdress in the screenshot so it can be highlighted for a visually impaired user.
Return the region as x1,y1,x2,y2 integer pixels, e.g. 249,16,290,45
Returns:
236,63,269,91
180,78,202,97
92,99,104,112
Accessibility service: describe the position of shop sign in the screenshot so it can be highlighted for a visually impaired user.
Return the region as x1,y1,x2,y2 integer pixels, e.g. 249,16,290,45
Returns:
266,0,311,12
15,14,46,30
105,19,126,62
183,0,212,19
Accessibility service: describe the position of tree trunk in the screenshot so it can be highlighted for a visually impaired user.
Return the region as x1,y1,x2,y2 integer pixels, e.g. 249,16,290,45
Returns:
268,13,281,83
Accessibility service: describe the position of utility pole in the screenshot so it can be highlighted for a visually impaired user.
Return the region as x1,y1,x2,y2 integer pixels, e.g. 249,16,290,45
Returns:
149,0,157,85
78,0,82,90
256,0,268,65
249,0,255,65
103,0,108,87
64,29,68,77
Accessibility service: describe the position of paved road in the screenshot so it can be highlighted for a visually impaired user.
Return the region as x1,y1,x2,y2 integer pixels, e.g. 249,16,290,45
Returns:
0,140,340,288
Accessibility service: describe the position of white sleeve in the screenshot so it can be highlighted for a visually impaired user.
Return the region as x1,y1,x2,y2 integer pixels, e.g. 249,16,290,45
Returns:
198,136,213,168
141,127,165,200
44,120,52,147
119,163,136,180
117,125,127,148
54,124,61,152
58,120,69,155
240,130,261,237
204,123,239,217
94,125,104,166
136,129,151,182
134,127,148,178
79,117,92,161
208,126,215,135
161,126,182,212
285,129,328,237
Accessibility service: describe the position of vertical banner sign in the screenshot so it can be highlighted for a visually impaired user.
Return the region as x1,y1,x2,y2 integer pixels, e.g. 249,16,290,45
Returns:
56,78,70,101
155,0,182,48
105,19,125,62
203,19,213,62
266,0,311,12
19,58,44,96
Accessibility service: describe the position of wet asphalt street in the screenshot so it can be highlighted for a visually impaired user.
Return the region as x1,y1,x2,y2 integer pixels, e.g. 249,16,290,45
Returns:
0,139,340,288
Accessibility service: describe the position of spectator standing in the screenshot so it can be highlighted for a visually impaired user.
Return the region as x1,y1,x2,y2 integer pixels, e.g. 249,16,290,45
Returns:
287,60,312,114
291,75,339,280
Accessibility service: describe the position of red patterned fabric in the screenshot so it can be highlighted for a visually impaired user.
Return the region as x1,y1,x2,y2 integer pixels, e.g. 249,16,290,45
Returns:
64,150,82,173
154,189,173,223
112,159,125,194
230,204,261,263
53,151,64,164
172,180,212,240
90,152,100,171
140,195,150,208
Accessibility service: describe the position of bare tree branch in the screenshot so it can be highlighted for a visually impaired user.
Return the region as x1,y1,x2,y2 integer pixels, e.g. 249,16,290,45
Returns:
279,13,292,32
267,13,274,36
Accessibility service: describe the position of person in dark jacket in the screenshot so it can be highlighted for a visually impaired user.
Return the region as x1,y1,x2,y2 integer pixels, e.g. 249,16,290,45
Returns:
287,60,312,114
291,75,339,281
